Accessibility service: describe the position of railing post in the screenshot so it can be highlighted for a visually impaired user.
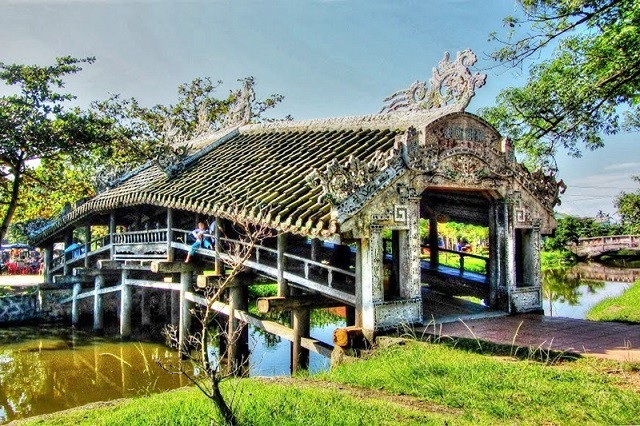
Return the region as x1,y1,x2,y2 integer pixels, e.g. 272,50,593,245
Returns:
120,270,132,340
459,254,465,274
167,207,175,262
215,217,222,274
71,282,82,326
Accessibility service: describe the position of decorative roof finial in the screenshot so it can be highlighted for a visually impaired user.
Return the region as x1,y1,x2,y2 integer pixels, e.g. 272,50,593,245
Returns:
223,76,256,128
380,49,486,114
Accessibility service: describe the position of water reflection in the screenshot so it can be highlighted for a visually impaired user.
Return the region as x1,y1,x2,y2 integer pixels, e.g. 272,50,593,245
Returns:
542,263,635,319
0,308,345,423
0,328,184,424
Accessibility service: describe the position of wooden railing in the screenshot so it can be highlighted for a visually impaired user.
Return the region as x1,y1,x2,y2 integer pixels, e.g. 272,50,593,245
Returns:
112,229,168,244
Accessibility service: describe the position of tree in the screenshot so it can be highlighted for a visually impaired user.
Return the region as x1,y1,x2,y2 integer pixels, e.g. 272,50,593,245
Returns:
0,56,112,245
615,175,640,233
482,0,640,171
155,209,274,425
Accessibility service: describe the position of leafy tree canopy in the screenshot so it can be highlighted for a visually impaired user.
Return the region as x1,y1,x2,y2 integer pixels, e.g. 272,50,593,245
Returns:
0,56,112,245
482,0,640,171
614,175,640,233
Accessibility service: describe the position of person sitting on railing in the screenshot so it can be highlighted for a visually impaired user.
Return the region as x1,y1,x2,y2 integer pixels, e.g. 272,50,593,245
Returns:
185,221,213,263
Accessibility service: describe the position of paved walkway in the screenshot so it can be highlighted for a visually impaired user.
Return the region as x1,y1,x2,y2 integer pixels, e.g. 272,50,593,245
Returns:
0,274,44,286
417,313,640,362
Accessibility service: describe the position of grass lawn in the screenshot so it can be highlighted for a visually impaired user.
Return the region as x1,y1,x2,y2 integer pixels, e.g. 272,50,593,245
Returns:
587,280,640,323
17,340,640,425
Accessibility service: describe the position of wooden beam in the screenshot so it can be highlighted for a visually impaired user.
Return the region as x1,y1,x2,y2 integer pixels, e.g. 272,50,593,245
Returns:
333,326,367,348
97,260,151,271
256,296,344,314
196,274,223,289
150,260,208,273
126,278,181,291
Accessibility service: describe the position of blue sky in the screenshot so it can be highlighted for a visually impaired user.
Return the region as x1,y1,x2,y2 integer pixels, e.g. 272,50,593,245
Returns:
1,0,638,218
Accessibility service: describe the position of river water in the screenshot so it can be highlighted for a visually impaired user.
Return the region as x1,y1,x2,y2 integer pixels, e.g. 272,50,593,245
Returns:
1,263,636,423
0,310,344,423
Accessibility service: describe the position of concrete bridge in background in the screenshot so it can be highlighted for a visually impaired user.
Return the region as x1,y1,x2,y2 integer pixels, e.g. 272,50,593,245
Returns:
567,235,640,259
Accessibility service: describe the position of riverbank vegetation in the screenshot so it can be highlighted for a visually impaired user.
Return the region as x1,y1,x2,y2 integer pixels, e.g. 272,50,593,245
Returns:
588,281,640,324
18,339,640,425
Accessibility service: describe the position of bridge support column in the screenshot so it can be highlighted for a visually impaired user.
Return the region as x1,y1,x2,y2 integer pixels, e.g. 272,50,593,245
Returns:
277,233,289,297
227,282,248,375
93,275,104,332
140,288,151,329
171,273,180,327
292,307,310,373
178,271,193,356
71,282,82,326
120,270,132,340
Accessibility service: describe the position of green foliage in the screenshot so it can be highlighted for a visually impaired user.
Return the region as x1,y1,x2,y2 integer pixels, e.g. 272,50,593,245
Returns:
0,56,112,243
543,214,626,250
484,0,640,170
615,175,640,234
247,283,278,298
587,280,640,323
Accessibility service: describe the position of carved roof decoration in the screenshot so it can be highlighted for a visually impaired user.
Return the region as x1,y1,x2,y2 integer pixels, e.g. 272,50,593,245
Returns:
380,49,486,114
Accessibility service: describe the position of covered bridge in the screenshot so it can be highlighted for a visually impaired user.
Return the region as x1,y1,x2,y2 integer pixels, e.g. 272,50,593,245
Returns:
31,50,561,361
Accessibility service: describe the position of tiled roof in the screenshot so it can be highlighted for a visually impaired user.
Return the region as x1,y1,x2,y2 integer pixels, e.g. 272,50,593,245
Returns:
33,110,457,244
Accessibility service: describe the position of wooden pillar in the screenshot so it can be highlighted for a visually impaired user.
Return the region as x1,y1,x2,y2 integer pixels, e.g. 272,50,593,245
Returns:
140,288,151,329
43,245,53,283
63,230,74,276
120,270,132,339
178,271,192,354
277,233,289,297
310,238,321,261
170,273,180,327
84,226,91,268
214,216,222,274
109,211,116,258
71,282,82,326
93,274,104,332
227,282,248,375
428,216,439,269
291,307,310,373
166,208,174,262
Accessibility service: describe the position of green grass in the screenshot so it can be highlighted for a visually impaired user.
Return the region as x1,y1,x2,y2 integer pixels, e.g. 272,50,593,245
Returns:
587,281,640,323
247,283,278,298
321,341,640,425
18,340,640,426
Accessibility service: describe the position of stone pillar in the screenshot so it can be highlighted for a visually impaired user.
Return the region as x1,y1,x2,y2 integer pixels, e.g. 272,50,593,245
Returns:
166,208,174,262
277,233,289,297
178,271,192,354
487,201,501,307
400,198,421,300
504,201,516,313
120,270,132,339
71,282,82,326
354,239,363,328
360,225,384,338
93,275,104,332
140,288,151,329
84,226,91,268
227,282,249,375
291,307,310,373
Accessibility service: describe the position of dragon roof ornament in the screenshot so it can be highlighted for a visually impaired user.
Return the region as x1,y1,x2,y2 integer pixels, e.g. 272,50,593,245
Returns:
380,49,486,114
